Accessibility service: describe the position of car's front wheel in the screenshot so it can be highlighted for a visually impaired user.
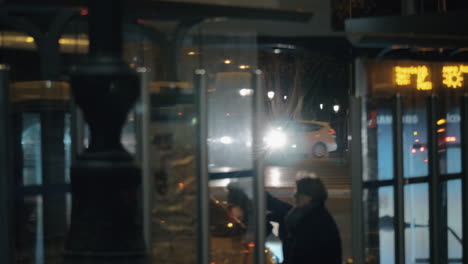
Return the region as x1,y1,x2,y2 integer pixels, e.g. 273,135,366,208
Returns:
312,142,327,158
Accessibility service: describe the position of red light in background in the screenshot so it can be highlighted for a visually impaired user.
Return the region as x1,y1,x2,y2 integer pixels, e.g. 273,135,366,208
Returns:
178,182,184,188
415,139,420,142
329,128,336,134
177,112,183,116
80,8,88,16
248,242,255,248
437,128,446,133
136,19,152,24
424,159,428,162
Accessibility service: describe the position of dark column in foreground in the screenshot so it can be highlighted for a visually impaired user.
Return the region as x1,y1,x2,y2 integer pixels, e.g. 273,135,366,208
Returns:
64,0,146,263
0,66,13,264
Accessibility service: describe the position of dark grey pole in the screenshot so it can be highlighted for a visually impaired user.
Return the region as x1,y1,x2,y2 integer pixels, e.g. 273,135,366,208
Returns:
195,69,210,264
0,65,13,264
252,70,266,264
350,95,364,264
136,68,152,248
402,0,417,15
460,95,468,264
393,94,406,264
427,95,441,264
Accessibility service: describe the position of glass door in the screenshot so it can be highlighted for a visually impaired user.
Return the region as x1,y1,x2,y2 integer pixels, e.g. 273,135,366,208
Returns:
352,59,467,264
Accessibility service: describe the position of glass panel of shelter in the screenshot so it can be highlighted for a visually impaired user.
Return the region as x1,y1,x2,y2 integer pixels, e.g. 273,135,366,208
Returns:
356,59,466,264
1,9,351,264
0,15,96,263
4,36,72,264
62,18,265,264
0,17,143,264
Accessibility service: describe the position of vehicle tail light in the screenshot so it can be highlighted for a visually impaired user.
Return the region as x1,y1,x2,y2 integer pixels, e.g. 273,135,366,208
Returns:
446,136,457,142
329,128,336,135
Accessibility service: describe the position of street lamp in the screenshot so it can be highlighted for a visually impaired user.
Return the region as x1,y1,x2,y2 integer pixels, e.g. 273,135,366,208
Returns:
239,88,253,96
267,91,275,99
333,104,340,113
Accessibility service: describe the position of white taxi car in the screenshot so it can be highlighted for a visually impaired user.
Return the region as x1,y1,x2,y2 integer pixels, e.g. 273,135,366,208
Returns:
264,120,337,158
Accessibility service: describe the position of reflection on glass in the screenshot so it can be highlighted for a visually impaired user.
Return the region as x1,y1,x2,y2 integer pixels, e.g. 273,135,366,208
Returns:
376,108,393,180
378,186,395,264
440,108,461,174
122,111,137,154
404,183,429,264
17,194,71,264
364,102,394,181
17,195,44,264
363,188,380,263
447,180,462,263
403,106,428,178
22,114,42,186
82,111,137,155
200,29,261,263
363,186,396,264
363,105,377,182
64,114,71,183
207,72,253,171
211,178,256,264
150,149,197,263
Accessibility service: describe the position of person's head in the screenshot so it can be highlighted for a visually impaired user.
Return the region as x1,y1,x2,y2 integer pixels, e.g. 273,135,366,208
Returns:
294,177,327,207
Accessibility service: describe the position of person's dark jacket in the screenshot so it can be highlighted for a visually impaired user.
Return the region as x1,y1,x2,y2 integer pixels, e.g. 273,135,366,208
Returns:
285,201,342,264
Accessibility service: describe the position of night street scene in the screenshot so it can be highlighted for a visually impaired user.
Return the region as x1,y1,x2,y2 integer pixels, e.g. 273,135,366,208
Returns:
1,0,468,264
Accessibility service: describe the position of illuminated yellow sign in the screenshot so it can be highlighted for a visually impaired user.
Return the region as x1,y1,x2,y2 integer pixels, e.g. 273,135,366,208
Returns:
394,64,468,90
395,66,432,90
442,65,468,88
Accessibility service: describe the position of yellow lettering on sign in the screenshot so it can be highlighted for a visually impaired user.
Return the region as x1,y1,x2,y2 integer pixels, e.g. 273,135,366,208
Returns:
442,65,468,88
394,66,432,90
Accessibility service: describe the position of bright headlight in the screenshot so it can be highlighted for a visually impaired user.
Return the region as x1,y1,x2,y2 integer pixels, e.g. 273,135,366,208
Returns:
265,130,286,148
220,136,233,144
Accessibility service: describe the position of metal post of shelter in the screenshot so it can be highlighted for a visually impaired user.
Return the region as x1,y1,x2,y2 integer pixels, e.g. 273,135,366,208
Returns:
252,70,266,264
427,95,441,264
393,95,406,264
195,69,210,264
350,95,364,264
460,95,468,264
136,67,152,249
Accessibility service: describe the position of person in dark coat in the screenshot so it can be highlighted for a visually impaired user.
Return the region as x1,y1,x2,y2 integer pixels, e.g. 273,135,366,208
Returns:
286,177,342,264
266,177,342,264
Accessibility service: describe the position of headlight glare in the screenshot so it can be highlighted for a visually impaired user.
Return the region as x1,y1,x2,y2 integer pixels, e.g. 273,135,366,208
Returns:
265,130,286,148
